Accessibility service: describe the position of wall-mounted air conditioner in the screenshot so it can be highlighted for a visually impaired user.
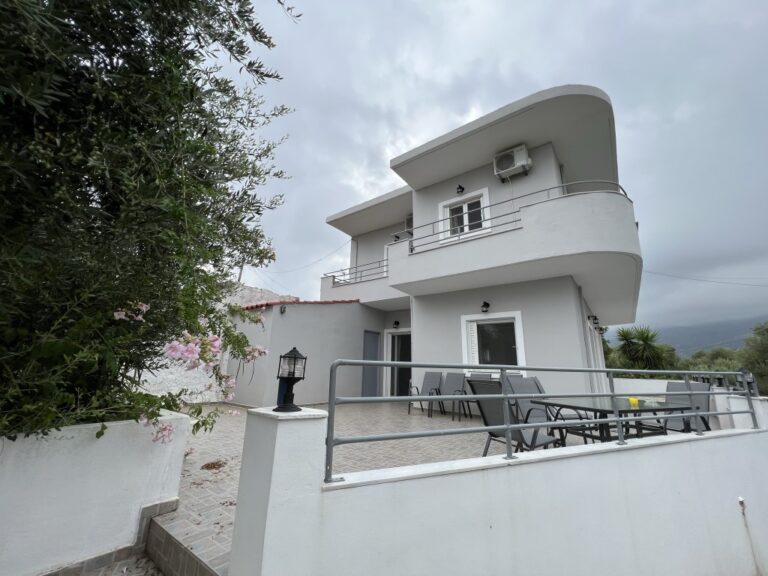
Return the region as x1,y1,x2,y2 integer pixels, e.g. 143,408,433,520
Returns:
493,144,532,181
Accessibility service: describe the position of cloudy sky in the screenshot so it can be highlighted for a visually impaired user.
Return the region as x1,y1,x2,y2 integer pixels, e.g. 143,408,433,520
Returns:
241,0,768,329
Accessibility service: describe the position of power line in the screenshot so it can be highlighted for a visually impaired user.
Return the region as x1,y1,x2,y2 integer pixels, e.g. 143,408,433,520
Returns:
249,268,294,294
644,270,768,288
265,239,351,274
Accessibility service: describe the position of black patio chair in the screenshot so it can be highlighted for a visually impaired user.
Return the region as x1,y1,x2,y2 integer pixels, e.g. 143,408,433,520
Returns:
663,381,712,432
420,371,445,417
467,378,561,456
443,372,473,421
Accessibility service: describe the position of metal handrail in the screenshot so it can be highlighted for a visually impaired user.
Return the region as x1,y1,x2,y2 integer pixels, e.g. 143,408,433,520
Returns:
405,180,628,254
323,259,388,285
324,359,759,483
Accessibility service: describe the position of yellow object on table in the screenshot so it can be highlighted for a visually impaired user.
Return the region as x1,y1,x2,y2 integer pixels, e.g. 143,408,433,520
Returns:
628,396,640,409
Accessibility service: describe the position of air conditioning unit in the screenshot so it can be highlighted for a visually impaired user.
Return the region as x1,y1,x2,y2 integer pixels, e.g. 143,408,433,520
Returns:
493,144,532,181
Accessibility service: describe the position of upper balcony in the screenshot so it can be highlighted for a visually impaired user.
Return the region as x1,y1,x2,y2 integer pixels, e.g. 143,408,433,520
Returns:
387,181,642,324
320,259,409,311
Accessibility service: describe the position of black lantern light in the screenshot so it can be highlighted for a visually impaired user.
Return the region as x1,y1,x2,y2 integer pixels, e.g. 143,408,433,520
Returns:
274,347,307,412
480,301,490,313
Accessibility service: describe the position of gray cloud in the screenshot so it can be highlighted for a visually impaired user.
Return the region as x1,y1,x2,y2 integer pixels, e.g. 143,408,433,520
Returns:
241,0,768,328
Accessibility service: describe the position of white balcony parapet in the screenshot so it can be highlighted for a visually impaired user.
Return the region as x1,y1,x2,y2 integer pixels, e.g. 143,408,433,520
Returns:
406,180,628,254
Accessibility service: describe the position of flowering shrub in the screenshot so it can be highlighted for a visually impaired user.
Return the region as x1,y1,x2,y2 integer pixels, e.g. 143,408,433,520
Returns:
0,0,293,439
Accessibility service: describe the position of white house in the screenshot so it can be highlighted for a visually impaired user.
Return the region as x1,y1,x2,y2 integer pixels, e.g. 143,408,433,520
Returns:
230,85,642,407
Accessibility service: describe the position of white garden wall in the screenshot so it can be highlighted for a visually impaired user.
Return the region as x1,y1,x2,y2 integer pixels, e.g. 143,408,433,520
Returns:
0,411,189,576
231,408,768,576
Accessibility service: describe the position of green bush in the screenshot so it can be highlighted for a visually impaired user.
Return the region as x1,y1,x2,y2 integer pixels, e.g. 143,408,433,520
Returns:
0,0,293,438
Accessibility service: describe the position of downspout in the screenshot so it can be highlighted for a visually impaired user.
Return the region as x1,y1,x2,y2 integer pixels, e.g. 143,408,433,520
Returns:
577,285,597,394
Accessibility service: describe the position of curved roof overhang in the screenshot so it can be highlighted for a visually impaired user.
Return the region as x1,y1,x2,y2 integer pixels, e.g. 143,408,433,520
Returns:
390,85,617,190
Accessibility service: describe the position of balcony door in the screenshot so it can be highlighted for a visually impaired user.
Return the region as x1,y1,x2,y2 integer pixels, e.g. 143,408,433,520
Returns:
390,333,412,396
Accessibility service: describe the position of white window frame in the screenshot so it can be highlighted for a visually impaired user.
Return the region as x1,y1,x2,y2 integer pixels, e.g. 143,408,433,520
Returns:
437,188,491,243
460,311,526,375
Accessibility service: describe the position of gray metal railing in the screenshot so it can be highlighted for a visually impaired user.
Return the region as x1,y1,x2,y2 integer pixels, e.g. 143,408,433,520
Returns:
405,180,629,254
324,360,759,483
323,259,388,286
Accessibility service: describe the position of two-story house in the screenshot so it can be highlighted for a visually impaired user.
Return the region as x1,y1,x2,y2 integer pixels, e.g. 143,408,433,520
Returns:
231,85,642,407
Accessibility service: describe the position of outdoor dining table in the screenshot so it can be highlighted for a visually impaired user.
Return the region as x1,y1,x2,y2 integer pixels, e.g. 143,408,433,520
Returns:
531,397,693,443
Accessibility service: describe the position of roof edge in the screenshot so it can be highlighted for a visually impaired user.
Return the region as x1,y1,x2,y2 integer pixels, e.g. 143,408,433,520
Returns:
390,85,612,171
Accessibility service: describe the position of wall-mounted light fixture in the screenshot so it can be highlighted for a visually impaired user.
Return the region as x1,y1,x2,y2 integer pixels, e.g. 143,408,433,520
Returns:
280,305,287,314
480,301,490,313
393,320,400,329
456,185,465,195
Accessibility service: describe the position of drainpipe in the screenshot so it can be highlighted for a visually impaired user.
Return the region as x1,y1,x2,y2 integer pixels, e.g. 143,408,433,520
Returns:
577,286,598,394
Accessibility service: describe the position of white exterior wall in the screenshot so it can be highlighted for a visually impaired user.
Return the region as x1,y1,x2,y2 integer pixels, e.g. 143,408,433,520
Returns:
411,143,562,232
230,303,385,407
411,276,590,394
0,412,189,576
352,222,404,267
231,408,768,576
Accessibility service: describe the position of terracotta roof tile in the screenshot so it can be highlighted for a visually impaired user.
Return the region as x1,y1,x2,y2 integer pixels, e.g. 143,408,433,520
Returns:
241,299,360,311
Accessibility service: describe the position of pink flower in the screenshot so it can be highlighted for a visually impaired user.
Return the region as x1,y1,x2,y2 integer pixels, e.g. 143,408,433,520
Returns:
223,388,235,401
164,341,184,360
225,409,240,416
244,345,268,361
133,314,145,322
181,342,201,362
152,422,174,444
207,335,222,354
137,302,150,313
114,310,128,321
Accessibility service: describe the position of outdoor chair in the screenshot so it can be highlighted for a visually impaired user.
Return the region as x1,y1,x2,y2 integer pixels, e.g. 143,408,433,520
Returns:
443,372,473,421
505,375,579,444
419,371,445,417
663,381,712,433
467,378,561,456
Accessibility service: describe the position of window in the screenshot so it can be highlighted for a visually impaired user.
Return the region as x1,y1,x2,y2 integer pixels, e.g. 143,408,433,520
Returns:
476,321,517,365
438,188,489,240
462,311,525,371
448,199,483,236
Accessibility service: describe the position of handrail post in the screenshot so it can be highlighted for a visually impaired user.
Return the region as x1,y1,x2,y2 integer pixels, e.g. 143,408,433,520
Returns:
324,362,340,483
685,373,704,436
741,370,760,430
607,373,626,445
500,369,516,460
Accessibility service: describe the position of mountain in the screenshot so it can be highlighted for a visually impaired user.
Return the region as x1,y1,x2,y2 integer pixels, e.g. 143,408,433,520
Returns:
608,315,768,357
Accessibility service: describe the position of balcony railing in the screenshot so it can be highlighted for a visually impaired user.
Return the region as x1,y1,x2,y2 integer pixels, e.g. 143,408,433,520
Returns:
323,259,388,286
405,180,629,254
324,360,758,482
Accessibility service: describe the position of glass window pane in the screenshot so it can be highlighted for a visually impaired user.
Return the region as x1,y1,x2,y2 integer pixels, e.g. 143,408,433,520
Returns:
449,205,464,235
476,322,517,365
466,200,483,231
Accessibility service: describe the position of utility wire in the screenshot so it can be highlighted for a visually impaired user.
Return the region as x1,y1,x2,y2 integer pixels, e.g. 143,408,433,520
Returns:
644,270,768,288
265,239,351,274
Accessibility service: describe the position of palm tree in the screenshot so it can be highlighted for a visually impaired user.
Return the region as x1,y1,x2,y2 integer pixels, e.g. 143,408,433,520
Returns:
615,326,665,370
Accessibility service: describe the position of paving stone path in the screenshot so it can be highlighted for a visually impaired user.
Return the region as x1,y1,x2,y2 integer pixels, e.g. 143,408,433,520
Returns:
104,401,514,575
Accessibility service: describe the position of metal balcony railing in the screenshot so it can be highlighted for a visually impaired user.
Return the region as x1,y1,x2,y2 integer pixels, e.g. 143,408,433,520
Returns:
324,360,758,483
323,259,388,286
405,180,629,254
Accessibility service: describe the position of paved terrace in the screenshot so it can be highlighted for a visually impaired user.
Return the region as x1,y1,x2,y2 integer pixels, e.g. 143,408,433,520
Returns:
146,402,515,575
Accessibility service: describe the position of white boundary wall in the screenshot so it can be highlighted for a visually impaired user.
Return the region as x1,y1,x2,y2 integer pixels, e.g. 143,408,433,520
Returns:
231,408,768,576
0,411,189,576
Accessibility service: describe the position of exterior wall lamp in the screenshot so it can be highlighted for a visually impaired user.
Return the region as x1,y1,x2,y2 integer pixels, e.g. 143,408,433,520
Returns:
456,185,465,195
274,347,307,413
480,301,490,313
393,320,400,329
280,305,287,314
